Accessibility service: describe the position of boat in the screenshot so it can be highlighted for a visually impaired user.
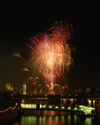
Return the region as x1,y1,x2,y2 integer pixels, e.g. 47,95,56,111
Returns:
78,105,98,118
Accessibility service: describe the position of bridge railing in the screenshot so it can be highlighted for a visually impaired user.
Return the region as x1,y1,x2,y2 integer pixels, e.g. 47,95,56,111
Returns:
0,103,18,113
20,103,81,112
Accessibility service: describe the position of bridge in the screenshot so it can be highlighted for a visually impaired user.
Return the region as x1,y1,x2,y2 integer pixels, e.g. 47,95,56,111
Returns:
20,103,81,113
19,103,97,116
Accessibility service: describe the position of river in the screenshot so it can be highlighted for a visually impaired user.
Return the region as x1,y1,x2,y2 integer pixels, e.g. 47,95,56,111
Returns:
5,98,100,125
6,111,100,125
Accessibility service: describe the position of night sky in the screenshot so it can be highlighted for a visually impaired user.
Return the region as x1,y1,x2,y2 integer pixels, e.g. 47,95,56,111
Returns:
0,1,99,91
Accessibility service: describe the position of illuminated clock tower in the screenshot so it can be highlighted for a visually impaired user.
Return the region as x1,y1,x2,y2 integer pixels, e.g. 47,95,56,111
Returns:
23,82,26,95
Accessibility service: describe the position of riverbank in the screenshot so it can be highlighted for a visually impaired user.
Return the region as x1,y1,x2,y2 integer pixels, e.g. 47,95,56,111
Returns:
0,111,18,125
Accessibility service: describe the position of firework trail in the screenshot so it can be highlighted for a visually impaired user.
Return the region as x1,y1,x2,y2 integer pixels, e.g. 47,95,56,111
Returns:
27,21,74,90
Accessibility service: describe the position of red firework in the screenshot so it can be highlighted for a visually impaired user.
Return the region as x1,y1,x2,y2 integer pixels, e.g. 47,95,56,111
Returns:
27,21,74,86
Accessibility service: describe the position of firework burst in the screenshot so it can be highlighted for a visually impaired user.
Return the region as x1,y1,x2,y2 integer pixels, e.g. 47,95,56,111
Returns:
27,21,74,89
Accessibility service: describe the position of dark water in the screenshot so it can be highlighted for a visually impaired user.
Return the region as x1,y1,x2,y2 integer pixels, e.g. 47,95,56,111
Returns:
7,110,100,125
6,99,100,125
8,114,99,125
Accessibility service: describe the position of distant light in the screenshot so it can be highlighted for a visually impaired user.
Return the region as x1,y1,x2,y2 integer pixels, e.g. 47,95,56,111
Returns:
22,99,25,103
63,98,66,101
21,104,25,108
29,104,31,107
60,98,62,101
68,107,71,109
61,107,65,109
49,106,52,108
55,106,58,109
40,104,42,108
31,104,36,108
26,104,28,107
42,105,46,108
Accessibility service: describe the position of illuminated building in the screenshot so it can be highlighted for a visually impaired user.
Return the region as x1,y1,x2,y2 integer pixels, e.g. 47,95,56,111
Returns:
11,86,13,91
6,83,11,91
6,83,13,91
23,83,26,95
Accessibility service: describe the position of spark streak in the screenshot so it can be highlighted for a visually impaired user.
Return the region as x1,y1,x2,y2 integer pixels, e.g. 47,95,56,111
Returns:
27,21,74,92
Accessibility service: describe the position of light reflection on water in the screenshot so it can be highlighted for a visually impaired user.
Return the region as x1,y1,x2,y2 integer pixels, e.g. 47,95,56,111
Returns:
20,115,71,125
8,98,100,125
10,113,99,125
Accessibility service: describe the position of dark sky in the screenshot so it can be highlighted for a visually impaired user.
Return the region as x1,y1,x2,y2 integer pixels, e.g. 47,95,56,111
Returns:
0,1,100,91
